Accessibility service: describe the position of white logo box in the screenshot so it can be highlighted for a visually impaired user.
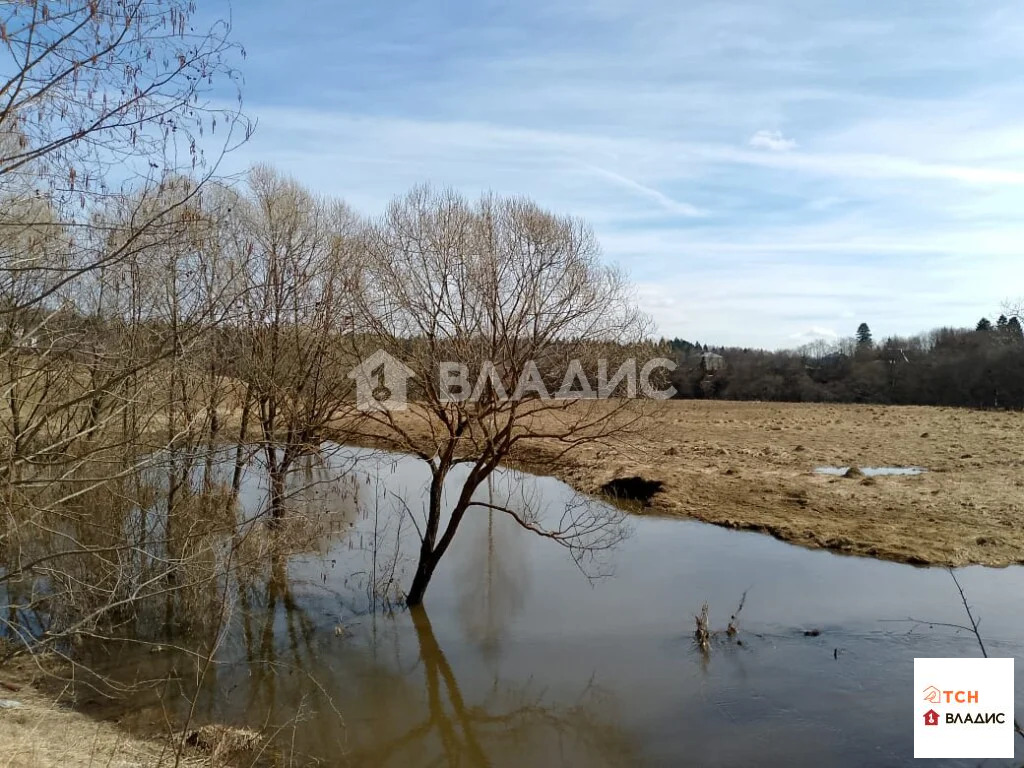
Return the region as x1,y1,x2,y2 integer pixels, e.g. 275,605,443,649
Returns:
914,657,1015,759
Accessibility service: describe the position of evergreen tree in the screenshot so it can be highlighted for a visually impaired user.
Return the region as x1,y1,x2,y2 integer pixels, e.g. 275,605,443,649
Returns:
1008,317,1024,342
856,323,873,346
997,315,1009,331
977,317,993,332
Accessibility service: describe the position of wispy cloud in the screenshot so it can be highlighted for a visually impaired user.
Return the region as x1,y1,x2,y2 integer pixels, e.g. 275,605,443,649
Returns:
220,0,1024,348
749,130,798,152
790,327,840,342
582,164,707,218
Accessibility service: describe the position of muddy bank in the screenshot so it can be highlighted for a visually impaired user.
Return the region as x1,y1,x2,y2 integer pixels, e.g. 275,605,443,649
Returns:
341,400,1024,567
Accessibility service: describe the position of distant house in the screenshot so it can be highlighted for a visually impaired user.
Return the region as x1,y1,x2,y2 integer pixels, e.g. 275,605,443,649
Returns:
699,352,724,373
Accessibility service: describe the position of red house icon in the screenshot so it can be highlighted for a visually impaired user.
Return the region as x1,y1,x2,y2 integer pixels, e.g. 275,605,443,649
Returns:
924,709,940,726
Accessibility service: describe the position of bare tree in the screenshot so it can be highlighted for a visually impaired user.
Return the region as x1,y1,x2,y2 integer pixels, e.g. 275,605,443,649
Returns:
0,1,248,192
0,0,248,457
0,0,250,658
230,166,362,522
350,186,653,606
0,176,255,654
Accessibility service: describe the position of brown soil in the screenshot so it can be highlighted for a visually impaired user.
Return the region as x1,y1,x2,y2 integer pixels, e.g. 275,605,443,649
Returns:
345,400,1024,567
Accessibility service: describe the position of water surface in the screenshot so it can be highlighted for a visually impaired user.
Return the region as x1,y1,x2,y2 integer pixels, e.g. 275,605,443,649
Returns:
815,465,927,476
102,447,1023,767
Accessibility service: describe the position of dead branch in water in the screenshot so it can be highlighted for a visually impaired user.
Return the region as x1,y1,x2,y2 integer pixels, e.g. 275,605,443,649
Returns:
694,602,710,654
694,590,751,655
726,589,748,637
887,573,1024,742
946,568,1024,742
948,569,987,657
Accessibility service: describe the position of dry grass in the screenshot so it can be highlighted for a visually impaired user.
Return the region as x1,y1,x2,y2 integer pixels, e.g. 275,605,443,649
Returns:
542,400,1024,567
0,685,213,768
0,653,259,768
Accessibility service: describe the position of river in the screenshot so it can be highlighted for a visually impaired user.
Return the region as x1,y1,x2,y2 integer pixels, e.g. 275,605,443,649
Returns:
90,446,1024,766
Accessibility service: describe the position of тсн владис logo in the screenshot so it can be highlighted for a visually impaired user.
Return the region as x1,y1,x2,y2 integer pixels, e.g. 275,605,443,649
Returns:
914,658,1014,759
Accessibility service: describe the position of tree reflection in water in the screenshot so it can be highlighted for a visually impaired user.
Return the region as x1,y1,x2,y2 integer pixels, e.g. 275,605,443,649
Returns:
347,606,640,768
455,505,527,660
138,559,640,767
57,452,640,767
225,545,638,767
228,469,637,767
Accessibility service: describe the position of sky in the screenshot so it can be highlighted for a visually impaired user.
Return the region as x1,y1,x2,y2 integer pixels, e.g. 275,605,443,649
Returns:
208,0,1024,348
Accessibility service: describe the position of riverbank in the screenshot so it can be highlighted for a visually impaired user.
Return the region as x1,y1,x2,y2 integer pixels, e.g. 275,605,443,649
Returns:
0,658,246,768
0,687,184,767
533,400,1024,567
343,400,1024,567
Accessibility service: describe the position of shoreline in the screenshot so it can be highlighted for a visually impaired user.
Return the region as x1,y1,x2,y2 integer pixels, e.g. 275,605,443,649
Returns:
341,400,1024,568
518,401,1024,568
0,657,257,768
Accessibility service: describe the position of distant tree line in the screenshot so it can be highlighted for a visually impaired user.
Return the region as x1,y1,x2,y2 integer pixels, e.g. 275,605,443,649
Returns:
666,317,1024,409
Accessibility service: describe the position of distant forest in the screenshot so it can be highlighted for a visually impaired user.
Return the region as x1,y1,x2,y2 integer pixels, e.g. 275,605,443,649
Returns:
667,317,1024,409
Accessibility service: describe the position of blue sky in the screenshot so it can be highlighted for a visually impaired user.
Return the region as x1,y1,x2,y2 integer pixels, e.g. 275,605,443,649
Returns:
211,0,1024,348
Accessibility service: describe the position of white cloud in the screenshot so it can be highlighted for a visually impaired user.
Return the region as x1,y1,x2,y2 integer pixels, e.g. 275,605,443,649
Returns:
749,129,798,152
240,107,1024,193
790,327,840,341
220,0,1024,349
225,105,1024,349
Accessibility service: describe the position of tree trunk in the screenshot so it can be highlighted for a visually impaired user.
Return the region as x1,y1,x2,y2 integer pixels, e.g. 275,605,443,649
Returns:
405,462,493,607
406,552,438,607
269,466,286,524
405,468,448,606
231,383,253,496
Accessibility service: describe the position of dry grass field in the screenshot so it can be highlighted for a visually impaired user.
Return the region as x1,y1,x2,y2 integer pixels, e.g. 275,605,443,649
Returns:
529,400,1024,567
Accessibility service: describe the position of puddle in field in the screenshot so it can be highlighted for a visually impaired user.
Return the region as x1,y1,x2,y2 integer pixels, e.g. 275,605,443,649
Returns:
84,447,1021,767
815,465,927,476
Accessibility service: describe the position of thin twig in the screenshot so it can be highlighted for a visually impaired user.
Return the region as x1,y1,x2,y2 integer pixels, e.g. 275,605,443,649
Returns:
947,568,1024,742
948,569,987,657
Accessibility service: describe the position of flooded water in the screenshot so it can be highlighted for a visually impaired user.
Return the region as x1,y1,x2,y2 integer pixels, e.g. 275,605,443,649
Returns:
815,465,927,476
99,447,1022,766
